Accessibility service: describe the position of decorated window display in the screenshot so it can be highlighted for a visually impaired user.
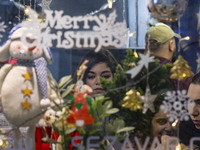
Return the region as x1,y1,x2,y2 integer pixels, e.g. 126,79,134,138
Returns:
0,0,199,150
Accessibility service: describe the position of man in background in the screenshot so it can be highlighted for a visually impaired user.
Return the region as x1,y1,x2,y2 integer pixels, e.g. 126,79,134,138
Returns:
145,23,192,91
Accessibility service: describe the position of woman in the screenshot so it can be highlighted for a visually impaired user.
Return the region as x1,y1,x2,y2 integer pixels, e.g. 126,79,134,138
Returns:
129,92,178,149
74,49,119,95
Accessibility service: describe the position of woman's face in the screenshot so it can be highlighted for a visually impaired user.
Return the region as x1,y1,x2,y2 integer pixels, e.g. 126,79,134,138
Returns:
151,110,176,140
85,62,113,94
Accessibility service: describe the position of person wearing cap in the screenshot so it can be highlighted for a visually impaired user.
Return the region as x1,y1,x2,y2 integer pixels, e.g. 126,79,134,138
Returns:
145,23,181,62
145,23,192,91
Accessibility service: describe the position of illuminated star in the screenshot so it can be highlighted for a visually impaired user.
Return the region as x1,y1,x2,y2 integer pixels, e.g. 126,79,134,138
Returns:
126,51,154,78
21,86,32,97
21,99,31,110
22,71,31,81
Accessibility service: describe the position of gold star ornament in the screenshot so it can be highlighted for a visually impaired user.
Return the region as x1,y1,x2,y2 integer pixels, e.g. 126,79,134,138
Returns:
21,86,32,97
21,99,32,110
22,71,31,81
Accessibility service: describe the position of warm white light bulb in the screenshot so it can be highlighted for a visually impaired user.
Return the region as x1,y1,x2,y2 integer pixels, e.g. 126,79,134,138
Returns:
129,32,136,37
175,143,181,150
172,119,178,127
183,36,190,40
107,0,113,8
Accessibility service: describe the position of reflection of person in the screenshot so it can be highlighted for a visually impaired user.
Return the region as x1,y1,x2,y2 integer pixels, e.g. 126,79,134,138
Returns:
179,72,200,148
150,93,177,139
74,49,119,95
151,109,176,140
131,92,177,149
145,23,192,91
57,49,119,150
145,23,180,61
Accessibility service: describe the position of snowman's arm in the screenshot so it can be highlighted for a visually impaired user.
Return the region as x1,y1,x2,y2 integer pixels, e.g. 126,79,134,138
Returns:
0,64,13,103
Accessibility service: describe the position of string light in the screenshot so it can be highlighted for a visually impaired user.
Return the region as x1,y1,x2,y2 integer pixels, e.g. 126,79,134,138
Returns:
23,0,25,20
175,143,181,150
107,0,113,9
129,32,136,37
87,0,117,16
172,119,178,127
29,0,32,9
182,36,190,40
178,36,190,53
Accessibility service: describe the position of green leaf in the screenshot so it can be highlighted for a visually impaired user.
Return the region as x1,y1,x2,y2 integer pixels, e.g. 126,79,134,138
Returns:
96,103,104,117
65,127,76,134
105,108,119,114
94,122,103,126
58,75,72,89
104,101,112,109
61,84,75,98
116,127,135,133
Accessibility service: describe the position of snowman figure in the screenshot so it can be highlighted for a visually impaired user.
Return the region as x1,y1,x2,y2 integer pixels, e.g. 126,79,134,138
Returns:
0,23,60,149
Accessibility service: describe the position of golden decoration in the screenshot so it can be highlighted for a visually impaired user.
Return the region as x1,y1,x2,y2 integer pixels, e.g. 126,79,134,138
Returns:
122,89,143,111
133,50,138,58
175,143,181,150
77,60,88,80
21,86,32,97
0,138,8,149
170,56,193,81
21,99,32,110
22,71,31,81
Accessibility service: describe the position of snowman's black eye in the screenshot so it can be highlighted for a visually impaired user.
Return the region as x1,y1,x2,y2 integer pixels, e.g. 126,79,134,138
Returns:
11,37,20,41
26,37,35,43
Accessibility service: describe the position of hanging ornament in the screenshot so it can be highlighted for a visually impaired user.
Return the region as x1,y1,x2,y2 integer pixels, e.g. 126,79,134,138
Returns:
141,85,156,114
170,56,193,81
67,92,94,127
122,89,143,111
147,0,188,22
39,0,52,11
126,51,154,79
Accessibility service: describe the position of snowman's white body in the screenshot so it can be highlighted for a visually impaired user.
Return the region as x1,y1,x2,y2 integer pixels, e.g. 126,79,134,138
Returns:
1,66,48,126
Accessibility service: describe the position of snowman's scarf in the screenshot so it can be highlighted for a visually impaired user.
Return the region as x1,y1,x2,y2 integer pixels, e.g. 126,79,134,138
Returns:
13,57,47,99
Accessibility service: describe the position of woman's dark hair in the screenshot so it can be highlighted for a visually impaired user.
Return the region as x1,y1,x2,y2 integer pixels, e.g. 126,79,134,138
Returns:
191,72,200,84
75,49,119,83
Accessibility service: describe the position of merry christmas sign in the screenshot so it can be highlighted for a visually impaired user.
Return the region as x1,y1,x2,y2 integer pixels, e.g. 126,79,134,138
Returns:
20,9,128,52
